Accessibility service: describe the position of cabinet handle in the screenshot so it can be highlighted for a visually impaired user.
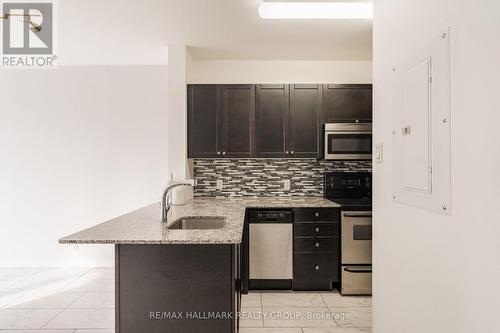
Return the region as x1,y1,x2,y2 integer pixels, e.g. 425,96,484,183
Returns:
315,227,320,232
315,212,320,217
222,152,226,155
291,150,294,155
315,265,320,270
217,151,221,155
315,242,320,248
285,151,289,155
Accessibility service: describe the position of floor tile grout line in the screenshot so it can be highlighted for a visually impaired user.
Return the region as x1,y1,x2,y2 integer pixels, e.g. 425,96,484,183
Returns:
38,268,95,329
0,291,26,309
4,268,93,310
65,291,87,310
38,307,67,330
321,293,339,327
0,268,42,294
260,293,265,327
57,268,94,292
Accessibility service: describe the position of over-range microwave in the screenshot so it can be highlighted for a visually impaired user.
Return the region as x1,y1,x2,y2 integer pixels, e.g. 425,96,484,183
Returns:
324,123,372,160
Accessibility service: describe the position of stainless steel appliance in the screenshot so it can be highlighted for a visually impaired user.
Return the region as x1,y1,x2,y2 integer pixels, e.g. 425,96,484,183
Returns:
247,209,293,290
340,211,372,295
324,123,372,160
324,171,372,295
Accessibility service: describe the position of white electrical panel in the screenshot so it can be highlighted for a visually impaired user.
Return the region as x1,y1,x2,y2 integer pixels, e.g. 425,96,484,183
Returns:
392,28,451,215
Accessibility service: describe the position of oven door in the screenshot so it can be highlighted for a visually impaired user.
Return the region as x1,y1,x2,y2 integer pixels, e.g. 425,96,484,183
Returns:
341,211,372,264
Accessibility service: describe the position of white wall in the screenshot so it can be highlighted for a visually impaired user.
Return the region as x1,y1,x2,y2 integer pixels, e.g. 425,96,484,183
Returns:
0,66,169,267
167,45,188,180
373,1,500,332
187,60,372,83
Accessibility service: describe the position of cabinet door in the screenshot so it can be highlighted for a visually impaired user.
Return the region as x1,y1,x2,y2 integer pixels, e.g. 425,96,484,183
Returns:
221,85,255,158
187,85,221,158
290,84,321,158
255,84,289,157
322,84,372,123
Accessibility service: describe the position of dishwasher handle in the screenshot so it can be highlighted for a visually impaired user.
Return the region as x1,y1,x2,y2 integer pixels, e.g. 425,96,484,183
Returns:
248,210,293,223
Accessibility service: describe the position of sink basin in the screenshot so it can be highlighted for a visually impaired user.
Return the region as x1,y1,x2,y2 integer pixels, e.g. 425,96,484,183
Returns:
167,216,227,230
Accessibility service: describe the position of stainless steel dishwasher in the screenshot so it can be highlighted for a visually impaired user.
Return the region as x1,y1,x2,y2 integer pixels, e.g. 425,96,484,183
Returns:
248,209,293,290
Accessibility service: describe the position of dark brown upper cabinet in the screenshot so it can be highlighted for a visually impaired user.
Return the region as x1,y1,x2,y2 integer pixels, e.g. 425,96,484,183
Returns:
221,85,255,157
256,84,321,158
289,84,321,158
322,84,372,123
187,83,371,159
188,84,255,158
187,84,221,158
255,84,289,158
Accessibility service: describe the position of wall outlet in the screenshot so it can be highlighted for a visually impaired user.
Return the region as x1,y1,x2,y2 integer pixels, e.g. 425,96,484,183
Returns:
216,179,223,190
283,179,291,191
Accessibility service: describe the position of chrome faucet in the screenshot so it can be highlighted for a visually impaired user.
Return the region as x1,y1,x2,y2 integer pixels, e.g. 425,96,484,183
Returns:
161,179,196,223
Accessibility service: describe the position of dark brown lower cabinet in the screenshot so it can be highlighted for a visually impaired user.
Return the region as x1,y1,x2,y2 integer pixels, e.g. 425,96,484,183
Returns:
116,244,240,333
293,208,340,291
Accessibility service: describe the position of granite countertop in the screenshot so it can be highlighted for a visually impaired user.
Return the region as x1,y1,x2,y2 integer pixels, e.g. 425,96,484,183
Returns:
59,197,340,245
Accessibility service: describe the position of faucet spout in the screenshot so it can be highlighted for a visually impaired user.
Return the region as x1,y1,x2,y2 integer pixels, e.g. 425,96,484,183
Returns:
161,179,196,223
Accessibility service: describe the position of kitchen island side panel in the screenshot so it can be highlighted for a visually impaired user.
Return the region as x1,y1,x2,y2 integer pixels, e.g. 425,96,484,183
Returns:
116,244,237,333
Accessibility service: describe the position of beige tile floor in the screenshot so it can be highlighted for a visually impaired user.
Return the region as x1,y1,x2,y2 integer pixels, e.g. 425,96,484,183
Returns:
0,268,371,333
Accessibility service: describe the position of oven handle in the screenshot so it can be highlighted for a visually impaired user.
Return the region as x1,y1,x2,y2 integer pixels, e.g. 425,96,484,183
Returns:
325,131,372,135
344,213,372,218
344,267,372,273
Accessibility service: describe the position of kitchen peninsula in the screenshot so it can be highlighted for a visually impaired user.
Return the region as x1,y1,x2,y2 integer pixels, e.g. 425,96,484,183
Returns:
60,197,339,333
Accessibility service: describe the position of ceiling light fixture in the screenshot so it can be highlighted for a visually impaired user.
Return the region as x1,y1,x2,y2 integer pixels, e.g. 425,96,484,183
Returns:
258,1,373,19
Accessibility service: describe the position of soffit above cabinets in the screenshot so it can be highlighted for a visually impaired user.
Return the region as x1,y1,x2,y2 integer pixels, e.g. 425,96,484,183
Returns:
392,28,451,215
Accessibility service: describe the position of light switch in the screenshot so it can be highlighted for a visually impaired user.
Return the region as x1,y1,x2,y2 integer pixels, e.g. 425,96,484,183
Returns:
375,142,383,163
216,179,223,190
283,180,291,191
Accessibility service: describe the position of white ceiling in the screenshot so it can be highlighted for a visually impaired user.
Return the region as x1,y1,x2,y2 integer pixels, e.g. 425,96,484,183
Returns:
164,0,373,60
58,0,372,65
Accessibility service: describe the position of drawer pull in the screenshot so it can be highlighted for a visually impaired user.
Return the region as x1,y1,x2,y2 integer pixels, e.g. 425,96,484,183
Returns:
315,212,320,217
315,265,320,270
315,242,320,248
315,227,320,232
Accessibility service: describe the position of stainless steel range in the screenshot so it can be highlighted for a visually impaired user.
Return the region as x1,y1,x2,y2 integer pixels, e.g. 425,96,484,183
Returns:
324,171,372,295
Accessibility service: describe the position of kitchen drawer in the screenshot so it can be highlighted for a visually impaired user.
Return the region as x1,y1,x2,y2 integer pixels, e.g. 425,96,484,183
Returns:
341,265,372,295
294,237,338,253
294,253,339,282
294,222,339,237
294,208,339,222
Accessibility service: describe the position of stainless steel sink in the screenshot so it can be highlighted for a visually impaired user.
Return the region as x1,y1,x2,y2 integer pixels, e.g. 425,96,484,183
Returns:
167,216,227,230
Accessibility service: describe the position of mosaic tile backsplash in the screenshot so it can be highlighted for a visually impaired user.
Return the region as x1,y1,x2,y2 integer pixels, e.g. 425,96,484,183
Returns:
193,159,372,197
